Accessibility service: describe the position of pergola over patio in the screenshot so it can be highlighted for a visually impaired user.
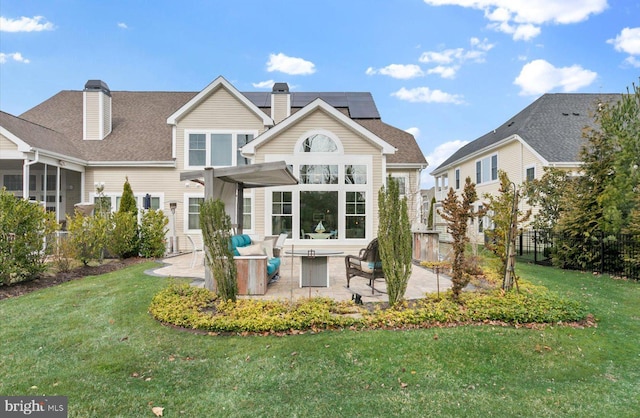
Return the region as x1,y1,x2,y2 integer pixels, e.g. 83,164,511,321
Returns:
179,160,298,234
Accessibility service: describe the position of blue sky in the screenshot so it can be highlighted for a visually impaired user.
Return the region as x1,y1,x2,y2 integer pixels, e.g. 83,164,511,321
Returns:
1,0,638,188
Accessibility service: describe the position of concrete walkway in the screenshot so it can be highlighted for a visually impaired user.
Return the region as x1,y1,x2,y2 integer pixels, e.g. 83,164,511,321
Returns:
148,252,452,304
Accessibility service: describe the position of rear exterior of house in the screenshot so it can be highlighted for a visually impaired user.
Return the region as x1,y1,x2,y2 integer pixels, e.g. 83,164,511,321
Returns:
0,76,427,254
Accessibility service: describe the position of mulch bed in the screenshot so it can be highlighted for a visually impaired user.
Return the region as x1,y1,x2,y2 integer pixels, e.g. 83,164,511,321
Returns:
0,257,147,300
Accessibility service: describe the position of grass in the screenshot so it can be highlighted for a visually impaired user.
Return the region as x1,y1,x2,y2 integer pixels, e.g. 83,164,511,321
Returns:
1,261,639,417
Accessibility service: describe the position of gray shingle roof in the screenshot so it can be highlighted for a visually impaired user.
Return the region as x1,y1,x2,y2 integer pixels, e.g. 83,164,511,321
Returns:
432,93,622,174
14,88,419,164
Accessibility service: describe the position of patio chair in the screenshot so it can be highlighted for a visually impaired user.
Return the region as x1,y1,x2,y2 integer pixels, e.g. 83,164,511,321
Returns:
345,238,385,294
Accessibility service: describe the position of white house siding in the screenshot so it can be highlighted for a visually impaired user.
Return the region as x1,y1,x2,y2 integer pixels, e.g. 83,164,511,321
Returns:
0,134,18,152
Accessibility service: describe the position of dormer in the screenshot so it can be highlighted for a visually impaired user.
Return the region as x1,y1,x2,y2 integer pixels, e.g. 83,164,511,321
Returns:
271,82,290,124
83,79,112,140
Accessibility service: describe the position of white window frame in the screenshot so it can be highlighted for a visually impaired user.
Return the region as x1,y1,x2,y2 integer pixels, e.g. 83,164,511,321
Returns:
475,154,498,185
184,193,205,234
454,168,461,190
390,174,409,197
184,129,258,170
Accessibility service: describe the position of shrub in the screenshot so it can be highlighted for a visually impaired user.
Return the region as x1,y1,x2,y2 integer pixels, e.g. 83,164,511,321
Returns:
107,211,139,259
139,209,169,258
66,210,108,265
50,233,77,273
0,188,58,285
149,279,589,334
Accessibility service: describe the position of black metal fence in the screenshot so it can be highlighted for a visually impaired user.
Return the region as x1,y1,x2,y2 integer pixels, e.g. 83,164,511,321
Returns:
514,230,640,280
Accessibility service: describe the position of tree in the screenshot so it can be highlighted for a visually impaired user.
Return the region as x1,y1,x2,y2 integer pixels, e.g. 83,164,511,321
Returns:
438,177,477,300
428,196,436,229
114,177,139,258
484,171,531,290
378,176,412,307
139,209,169,258
200,199,237,302
524,167,570,232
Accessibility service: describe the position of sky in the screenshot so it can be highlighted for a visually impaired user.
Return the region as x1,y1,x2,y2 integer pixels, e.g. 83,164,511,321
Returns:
1,0,638,188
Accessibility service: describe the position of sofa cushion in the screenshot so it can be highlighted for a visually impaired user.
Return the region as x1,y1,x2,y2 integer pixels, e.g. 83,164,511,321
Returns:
266,258,280,276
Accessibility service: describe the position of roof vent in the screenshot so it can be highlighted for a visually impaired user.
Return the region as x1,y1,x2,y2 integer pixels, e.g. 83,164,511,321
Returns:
272,82,289,93
84,80,111,96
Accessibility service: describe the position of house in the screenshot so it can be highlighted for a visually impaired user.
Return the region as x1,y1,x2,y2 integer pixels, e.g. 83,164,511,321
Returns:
0,76,427,253
429,93,621,242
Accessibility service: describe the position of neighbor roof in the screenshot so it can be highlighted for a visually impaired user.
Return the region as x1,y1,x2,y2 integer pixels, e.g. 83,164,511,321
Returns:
431,93,622,174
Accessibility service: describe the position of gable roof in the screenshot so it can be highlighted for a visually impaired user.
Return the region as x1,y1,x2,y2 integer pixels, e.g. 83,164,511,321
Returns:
14,79,425,166
431,93,622,175
242,98,396,156
166,76,274,126
0,110,85,161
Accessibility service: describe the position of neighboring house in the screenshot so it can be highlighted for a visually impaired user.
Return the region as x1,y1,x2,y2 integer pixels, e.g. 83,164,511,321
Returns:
0,76,427,252
430,93,621,242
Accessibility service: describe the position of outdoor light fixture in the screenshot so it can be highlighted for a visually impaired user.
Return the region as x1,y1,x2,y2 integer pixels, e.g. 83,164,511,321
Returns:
169,202,177,214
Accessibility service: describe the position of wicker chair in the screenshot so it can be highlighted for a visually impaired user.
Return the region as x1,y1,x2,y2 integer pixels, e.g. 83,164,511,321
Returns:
345,238,385,294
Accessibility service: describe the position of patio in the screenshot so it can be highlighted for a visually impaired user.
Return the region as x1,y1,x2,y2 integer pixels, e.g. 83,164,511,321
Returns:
149,251,452,303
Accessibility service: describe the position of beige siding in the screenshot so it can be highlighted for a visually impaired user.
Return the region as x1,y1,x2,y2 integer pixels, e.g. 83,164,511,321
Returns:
103,95,112,136
175,87,267,171
255,109,384,238
387,168,421,225
0,134,18,151
84,92,100,140
272,94,289,123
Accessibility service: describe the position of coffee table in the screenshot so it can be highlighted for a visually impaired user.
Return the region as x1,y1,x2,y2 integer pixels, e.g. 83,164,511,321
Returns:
286,250,344,287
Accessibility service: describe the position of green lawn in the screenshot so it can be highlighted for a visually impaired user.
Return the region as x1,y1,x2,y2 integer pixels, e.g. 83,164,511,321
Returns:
1,261,638,417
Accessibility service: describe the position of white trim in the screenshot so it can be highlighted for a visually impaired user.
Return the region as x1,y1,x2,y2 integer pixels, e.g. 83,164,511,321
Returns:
242,98,396,156
0,126,32,151
387,162,429,169
294,129,345,154
184,193,205,234
524,163,536,182
183,129,258,170
474,153,499,185
454,167,461,190
171,125,177,160
87,160,176,167
431,134,550,176
166,76,274,126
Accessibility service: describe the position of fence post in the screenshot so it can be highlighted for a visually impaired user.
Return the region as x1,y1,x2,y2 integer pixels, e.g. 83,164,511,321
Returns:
600,230,605,274
534,230,538,264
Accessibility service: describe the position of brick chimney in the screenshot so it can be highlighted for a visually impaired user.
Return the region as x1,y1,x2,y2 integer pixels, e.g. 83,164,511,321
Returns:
271,82,290,124
83,80,112,140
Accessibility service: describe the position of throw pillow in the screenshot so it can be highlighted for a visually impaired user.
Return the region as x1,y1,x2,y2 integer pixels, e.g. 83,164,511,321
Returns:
237,243,265,256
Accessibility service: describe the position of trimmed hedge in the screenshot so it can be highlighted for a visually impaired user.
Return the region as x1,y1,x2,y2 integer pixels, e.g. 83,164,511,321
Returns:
149,280,589,334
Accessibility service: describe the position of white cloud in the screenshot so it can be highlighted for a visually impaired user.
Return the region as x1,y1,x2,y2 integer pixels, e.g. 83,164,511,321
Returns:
514,59,597,96
0,15,54,32
405,127,421,139
266,53,315,75
423,0,607,41
392,87,465,104
366,64,424,79
0,52,30,64
419,37,494,78
421,139,470,188
607,27,640,65
117,22,128,29
252,79,275,89
426,65,459,79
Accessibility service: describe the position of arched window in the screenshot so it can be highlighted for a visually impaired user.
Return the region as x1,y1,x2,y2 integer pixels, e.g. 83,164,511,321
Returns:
299,134,338,153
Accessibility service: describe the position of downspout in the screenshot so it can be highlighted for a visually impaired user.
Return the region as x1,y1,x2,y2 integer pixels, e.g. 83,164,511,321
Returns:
23,149,40,200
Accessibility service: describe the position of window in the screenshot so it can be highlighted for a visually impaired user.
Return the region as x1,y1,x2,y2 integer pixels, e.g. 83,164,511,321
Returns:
187,131,255,168
345,192,366,238
272,191,292,237
188,197,204,230
300,191,338,239
455,168,460,189
299,134,338,152
478,205,484,233
189,134,206,166
476,154,498,184
299,165,338,184
389,176,407,196
345,165,367,184
525,166,535,182
211,134,233,166
243,197,252,230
